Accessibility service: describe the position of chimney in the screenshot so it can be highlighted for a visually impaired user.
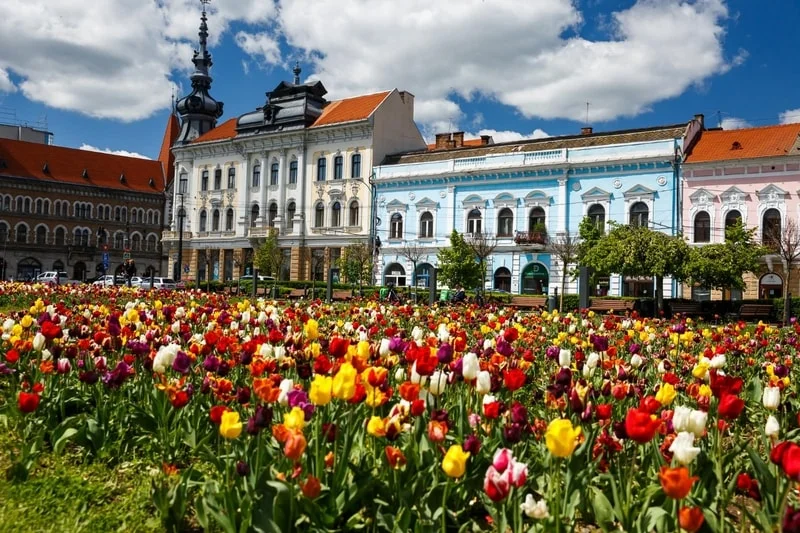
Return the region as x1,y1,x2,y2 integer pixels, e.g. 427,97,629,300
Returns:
434,133,451,150
452,131,464,148
480,135,493,145
694,113,705,130
446,139,456,149
581,126,593,135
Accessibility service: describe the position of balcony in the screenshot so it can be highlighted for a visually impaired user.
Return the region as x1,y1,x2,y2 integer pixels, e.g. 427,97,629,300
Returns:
161,231,194,242
514,231,548,248
249,227,279,238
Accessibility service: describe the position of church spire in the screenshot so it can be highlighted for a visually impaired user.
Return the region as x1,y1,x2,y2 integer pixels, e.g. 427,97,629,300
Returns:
174,0,224,145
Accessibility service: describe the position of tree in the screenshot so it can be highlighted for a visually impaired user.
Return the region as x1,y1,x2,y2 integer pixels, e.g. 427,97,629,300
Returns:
583,222,690,313
685,220,766,294
464,232,497,301
437,230,482,290
549,232,579,309
577,215,607,290
765,217,800,323
399,240,426,301
254,230,283,290
338,242,373,296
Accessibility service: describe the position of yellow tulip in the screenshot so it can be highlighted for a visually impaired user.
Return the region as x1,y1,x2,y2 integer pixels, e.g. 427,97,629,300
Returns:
545,418,582,458
367,416,386,437
220,411,243,440
655,383,677,406
441,444,470,478
20,315,33,329
284,406,306,432
332,363,357,400
697,384,712,398
309,375,333,406
304,319,319,341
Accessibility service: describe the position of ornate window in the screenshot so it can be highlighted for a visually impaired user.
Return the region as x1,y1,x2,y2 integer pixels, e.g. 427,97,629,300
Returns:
467,208,482,234
270,162,279,186
251,165,261,188
331,202,342,227
390,213,404,239
250,204,259,228
35,226,47,245
497,208,513,237
528,207,545,232
317,157,326,181
214,168,222,190
269,203,278,227
763,208,781,247
289,160,298,184
351,153,361,178
287,202,296,231
588,204,605,230
420,212,434,238
693,211,711,243
225,208,234,231
15,224,27,243
227,167,236,189
201,170,209,191
314,202,325,228
349,200,360,226
199,210,207,232
212,209,220,231
333,156,343,180
725,210,742,228
629,202,649,227
55,227,65,246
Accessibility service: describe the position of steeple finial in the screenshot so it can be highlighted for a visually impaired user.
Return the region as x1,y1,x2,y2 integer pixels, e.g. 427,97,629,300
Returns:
293,61,301,85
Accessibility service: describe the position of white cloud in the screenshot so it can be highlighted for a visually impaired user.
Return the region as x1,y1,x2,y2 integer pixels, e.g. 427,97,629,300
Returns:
470,129,551,143
779,108,800,124
276,0,734,131
720,117,751,130
0,69,15,93
80,144,151,160
235,32,281,66
0,0,277,121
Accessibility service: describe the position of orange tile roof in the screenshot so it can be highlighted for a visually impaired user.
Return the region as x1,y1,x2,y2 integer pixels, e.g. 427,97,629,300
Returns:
311,91,391,128
192,118,238,144
0,138,165,194
158,113,180,185
685,123,800,163
426,138,487,151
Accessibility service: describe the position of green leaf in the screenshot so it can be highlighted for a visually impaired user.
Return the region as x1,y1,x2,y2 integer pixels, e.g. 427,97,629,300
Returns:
590,486,616,530
53,427,79,455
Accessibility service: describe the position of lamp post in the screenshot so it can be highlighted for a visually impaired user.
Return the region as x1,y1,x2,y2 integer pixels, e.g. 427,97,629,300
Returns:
176,174,187,282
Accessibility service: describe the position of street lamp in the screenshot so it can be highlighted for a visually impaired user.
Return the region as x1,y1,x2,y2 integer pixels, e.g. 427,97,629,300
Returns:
176,173,188,282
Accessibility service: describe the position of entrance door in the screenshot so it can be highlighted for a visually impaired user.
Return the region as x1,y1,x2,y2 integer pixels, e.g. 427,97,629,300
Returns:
521,262,548,294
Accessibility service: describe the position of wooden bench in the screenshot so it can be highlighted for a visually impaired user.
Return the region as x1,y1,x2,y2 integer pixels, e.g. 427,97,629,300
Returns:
669,300,702,317
510,295,547,309
287,288,306,300
256,286,267,296
332,289,353,302
589,299,636,314
735,303,773,322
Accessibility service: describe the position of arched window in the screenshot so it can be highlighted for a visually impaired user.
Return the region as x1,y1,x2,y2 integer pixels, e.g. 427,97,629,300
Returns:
528,207,545,232
35,199,43,214
763,208,781,247
420,212,434,238
333,156,343,179
121,207,127,222
199,210,207,232
0,223,8,241
146,235,157,252
694,211,711,243
15,224,27,243
314,203,325,228
131,234,141,251
54,227,65,246
467,208,482,234
225,208,234,231
114,232,124,249
252,165,261,188
497,208,513,237
270,162,279,186
588,204,605,230
317,157,326,181
629,202,649,227
15,197,22,212
227,167,236,189
725,210,742,228
268,203,278,227
351,153,361,178
384,263,406,287
331,202,342,227
212,209,220,231
287,202,296,231
201,170,209,191
24,198,31,214
73,228,83,245
43,200,50,215
289,160,298,184
494,267,512,292
35,226,47,245
390,213,403,239
214,168,222,190
250,204,259,227
349,200,359,226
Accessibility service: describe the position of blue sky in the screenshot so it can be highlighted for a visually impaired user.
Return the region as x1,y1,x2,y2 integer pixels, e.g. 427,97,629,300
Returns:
0,0,796,160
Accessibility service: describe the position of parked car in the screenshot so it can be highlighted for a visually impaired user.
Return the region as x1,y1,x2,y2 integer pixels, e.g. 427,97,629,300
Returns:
35,271,80,286
93,275,142,286
238,275,275,282
138,277,177,290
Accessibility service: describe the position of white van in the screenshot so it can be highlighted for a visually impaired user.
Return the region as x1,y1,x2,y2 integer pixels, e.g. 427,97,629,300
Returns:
36,272,80,286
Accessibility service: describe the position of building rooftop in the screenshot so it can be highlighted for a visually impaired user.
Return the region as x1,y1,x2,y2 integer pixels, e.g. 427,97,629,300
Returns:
158,113,180,185
684,122,800,163
383,123,686,165
0,138,165,194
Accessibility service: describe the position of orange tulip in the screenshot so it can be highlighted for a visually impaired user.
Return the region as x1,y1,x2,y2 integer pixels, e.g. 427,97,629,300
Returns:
659,466,697,499
427,420,448,443
679,506,704,532
299,475,321,499
385,446,407,469
284,432,307,461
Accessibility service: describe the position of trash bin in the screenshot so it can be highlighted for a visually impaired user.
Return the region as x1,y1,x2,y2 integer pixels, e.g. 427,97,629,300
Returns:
440,289,451,302
380,287,389,299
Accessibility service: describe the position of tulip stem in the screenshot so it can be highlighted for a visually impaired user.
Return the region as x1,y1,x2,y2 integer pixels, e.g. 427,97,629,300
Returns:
441,480,450,533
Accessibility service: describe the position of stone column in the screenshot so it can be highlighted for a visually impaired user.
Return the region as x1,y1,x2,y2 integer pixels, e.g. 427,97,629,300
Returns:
557,174,568,235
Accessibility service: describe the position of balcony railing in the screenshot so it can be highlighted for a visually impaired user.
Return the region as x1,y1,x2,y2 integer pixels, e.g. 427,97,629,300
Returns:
249,227,279,238
514,231,548,246
161,231,194,241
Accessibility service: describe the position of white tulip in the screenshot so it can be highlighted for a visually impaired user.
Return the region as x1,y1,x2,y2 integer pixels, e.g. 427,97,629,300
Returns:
428,371,449,396
630,354,643,368
32,332,45,352
476,370,492,395
411,326,424,341
152,343,179,373
379,338,391,357
669,432,701,465
278,379,294,405
672,406,691,433
586,352,600,370
763,386,781,411
260,342,274,358
462,352,480,381
394,367,406,382
687,409,708,438
709,354,726,369
520,494,549,519
765,415,780,438
274,346,286,360
558,349,571,368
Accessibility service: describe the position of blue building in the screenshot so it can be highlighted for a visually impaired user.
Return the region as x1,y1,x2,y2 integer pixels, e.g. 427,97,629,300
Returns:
373,119,703,297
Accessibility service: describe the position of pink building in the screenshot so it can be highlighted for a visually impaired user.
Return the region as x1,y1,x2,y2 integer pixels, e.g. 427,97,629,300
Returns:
682,122,800,300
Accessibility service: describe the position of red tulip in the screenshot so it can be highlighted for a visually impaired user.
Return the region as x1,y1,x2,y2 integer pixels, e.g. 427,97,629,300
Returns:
624,407,662,443
503,369,526,391
17,391,40,413
718,393,745,420
679,506,705,532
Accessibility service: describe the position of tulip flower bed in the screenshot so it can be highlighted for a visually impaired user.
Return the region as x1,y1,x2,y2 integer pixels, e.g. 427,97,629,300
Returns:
2,283,800,532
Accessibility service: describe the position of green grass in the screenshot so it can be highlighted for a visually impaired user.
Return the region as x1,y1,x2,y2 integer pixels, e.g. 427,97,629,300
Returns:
0,433,162,533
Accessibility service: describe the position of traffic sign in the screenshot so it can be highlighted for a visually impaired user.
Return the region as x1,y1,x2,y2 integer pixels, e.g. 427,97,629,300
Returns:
184,265,190,273
123,252,131,261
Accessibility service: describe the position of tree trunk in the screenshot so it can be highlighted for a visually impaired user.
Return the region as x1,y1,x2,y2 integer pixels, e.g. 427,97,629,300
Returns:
784,270,792,325
656,275,664,317
560,263,567,311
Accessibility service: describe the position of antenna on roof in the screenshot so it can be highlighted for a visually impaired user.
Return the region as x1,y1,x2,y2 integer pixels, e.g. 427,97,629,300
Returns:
585,102,590,126
717,110,723,128
171,86,176,114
